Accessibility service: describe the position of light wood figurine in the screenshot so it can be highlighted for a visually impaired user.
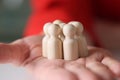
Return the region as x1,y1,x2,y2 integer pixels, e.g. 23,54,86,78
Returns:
63,24,79,60
47,24,63,59
69,21,88,57
42,22,52,57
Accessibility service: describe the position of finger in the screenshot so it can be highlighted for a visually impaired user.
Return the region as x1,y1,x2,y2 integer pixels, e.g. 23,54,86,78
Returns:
22,35,43,49
102,57,120,77
65,59,100,80
0,40,29,65
87,46,111,62
86,61,114,80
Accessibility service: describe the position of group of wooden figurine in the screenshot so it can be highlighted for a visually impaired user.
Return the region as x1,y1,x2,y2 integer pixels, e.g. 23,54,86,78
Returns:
42,20,88,60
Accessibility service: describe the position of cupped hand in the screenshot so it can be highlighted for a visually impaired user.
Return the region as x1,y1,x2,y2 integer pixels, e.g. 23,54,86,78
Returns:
0,35,120,80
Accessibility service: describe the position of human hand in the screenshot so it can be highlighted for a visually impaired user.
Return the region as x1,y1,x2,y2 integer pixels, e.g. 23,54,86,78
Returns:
0,35,120,80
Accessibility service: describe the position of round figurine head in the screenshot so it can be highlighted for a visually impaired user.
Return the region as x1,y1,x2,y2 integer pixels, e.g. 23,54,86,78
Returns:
53,20,63,24
48,24,61,36
63,24,76,37
68,21,83,35
43,22,52,35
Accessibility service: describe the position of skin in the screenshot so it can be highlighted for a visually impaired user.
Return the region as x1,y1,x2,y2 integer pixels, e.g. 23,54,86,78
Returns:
0,35,120,80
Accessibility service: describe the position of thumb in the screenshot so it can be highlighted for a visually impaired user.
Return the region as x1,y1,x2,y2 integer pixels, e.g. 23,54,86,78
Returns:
0,39,29,65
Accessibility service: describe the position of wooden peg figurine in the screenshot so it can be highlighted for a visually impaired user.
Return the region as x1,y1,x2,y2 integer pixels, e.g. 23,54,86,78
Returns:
63,24,79,60
47,24,63,59
53,20,65,41
42,22,52,57
58,23,66,41
69,21,88,57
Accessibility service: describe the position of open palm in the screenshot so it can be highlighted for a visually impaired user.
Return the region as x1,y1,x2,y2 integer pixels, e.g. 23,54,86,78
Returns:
0,35,120,80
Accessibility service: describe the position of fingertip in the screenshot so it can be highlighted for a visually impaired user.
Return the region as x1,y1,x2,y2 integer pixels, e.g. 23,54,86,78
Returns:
87,62,115,80
102,57,120,77
111,62,120,77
